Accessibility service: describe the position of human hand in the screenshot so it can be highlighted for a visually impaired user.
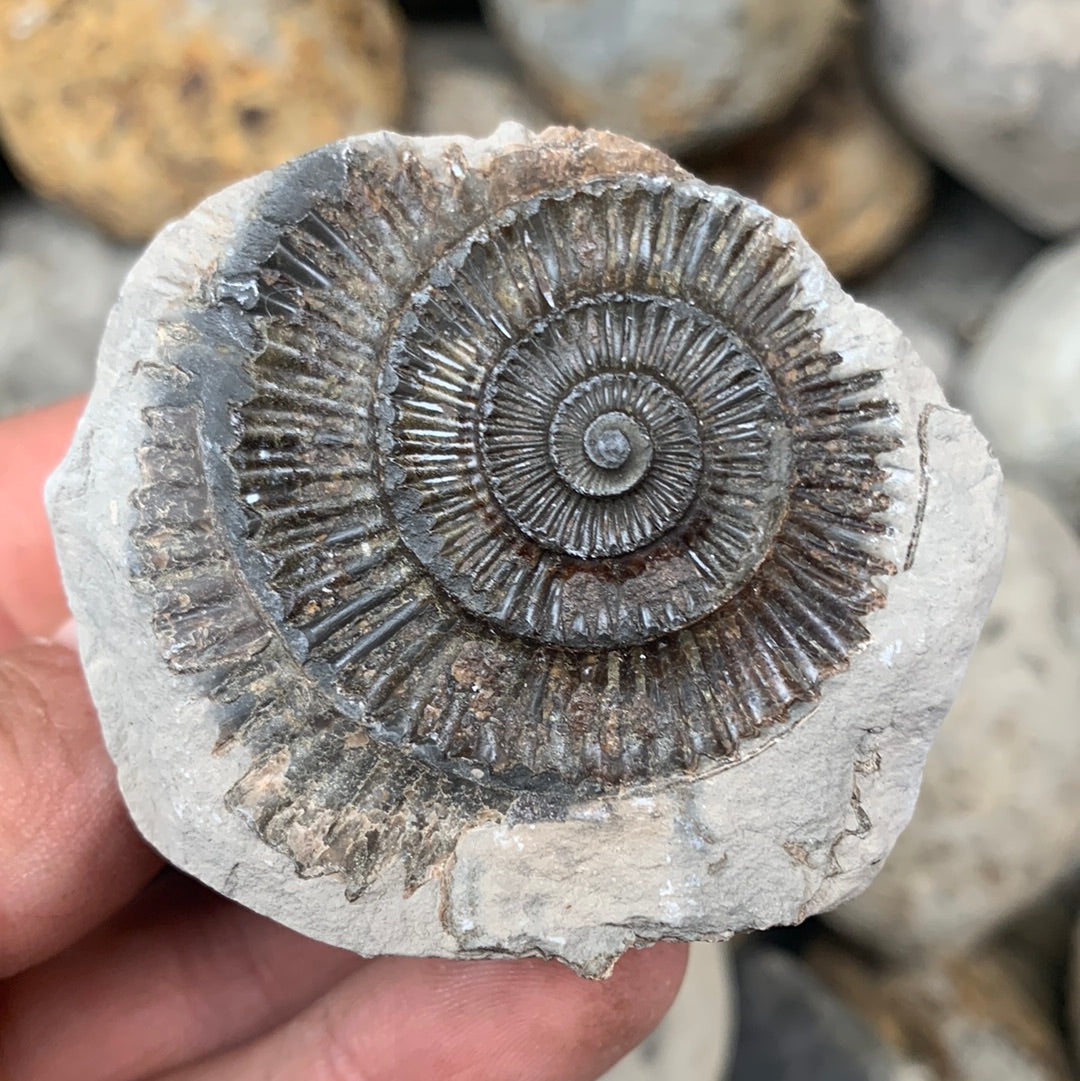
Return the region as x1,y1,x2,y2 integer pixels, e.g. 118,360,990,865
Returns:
0,398,688,1081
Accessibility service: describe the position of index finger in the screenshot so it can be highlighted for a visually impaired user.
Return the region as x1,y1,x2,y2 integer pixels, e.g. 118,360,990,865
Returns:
0,396,85,648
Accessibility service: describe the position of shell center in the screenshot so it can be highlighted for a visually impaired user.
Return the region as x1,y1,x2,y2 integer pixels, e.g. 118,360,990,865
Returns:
584,413,638,471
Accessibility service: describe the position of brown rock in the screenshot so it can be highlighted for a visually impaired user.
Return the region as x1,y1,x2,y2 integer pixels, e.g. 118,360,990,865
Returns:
809,938,1074,1081
0,0,406,241
696,44,932,281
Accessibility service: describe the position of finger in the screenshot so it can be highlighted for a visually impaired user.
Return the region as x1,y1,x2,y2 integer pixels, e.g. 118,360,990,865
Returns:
162,941,689,1081
0,602,20,653
0,872,365,1081
0,640,161,976
0,396,84,645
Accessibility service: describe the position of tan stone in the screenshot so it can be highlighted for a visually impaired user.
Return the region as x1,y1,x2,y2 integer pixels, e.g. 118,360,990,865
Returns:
697,44,932,280
0,0,406,241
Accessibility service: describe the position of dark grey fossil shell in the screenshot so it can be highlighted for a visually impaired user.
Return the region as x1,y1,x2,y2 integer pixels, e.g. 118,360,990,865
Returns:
114,127,906,895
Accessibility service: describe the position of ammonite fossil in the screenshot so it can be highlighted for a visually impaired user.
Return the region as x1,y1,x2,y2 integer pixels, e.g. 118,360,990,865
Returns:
49,126,1006,974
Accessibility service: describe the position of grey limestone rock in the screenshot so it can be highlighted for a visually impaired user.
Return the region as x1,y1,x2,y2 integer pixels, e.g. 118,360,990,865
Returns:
482,0,847,152
0,196,139,416
867,0,1080,237
961,238,1080,531
850,300,957,401
602,942,734,1081
47,126,1005,974
828,485,1080,959
405,24,554,138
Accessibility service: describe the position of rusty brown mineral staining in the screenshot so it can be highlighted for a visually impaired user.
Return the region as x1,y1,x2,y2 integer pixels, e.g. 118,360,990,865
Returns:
121,127,905,895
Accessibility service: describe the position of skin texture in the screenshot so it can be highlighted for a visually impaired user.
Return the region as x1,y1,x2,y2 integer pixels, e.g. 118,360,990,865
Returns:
0,398,687,1081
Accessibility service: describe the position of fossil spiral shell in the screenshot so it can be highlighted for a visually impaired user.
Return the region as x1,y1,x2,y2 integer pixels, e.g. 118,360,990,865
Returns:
71,127,920,899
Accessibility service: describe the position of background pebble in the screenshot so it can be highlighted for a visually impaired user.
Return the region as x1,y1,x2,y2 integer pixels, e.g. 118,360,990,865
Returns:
0,0,407,241
962,237,1080,531
0,197,137,417
405,24,553,137
729,940,896,1081
856,181,1044,400
809,938,1075,1081
698,40,932,281
867,0,1080,236
482,0,847,151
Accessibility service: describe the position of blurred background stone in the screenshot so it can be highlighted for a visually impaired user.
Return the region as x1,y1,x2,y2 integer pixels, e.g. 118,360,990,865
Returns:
405,24,553,137
729,940,896,1081
0,197,138,417
482,0,848,152
0,0,407,241
602,943,734,1081
695,39,932,281
962,238,1080,532
867,0,1080,236
809,938,1075,1081
1071,917,1080,1069
855,180,1044,400
993,874,1080,1031
400,0,480,20
827,485,1080,961
0,149,17,191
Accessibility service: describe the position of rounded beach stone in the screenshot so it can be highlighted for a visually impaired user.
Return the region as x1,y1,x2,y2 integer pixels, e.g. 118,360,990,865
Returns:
828,485,1080,959
602,943,734,1081
405,24,554,137
867,0,1080,237
0,197,138,417
961,237,1080,530
482,0,847,151
699,42,932,281
0,0,406,242
46,126,1005,974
